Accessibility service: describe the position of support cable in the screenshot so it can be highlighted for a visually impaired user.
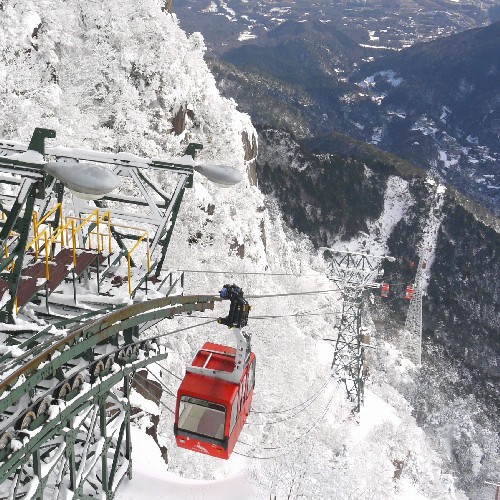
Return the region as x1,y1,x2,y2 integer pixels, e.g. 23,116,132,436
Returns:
188,311,338,321
180,269,320,277
234,391,335,459
154,362,182,382
143,319,217,341
132,377,175,415
145,367,176,398
250,376,333,415
245,379,333,427
246,290,337,299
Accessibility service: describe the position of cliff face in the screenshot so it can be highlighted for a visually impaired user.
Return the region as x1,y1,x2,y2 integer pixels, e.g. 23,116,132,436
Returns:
0,0,257,170
427,202,500,378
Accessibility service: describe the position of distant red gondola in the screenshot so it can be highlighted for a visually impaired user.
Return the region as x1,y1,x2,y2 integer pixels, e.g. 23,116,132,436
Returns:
405,285,414,300
380,282,390,298
174,285,255,459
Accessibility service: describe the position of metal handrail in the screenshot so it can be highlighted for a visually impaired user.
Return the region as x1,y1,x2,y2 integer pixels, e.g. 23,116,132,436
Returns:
66,214,150,296
127,232,150,296
20,206,151,311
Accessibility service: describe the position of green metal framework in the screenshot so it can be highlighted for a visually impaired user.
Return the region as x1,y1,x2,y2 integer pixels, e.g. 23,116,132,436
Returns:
0,127,240,498
0,294,219,499
0,128,200,323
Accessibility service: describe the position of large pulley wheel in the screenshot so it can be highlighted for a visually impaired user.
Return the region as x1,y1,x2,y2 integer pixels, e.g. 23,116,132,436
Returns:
56,382,72,401
17,410,36,431
0,431,14,450
104,355,115,371
71,374,85,391
35,397,52,417
92,360,105,378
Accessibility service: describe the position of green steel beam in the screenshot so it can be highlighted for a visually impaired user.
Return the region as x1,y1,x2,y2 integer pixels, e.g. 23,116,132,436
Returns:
0,351,168,487
0,294,217,411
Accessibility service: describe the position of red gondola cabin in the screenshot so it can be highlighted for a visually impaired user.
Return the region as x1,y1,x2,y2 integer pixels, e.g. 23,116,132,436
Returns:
405,285,414,300
174,284,254,460
174,342,256,459
380,282,390,298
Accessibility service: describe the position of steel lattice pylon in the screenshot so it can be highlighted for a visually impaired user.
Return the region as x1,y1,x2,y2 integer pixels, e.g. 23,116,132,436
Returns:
403,179,445,366
404,263,423,365
331,287,365,412
324,250,391,412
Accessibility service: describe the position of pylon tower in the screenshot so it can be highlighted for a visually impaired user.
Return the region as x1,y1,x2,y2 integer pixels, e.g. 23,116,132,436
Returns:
324,250,391,412
403,179,445,366
404,262,423,365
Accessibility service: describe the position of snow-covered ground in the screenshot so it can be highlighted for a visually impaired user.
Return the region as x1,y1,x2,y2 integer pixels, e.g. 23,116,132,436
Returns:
118,426,255,500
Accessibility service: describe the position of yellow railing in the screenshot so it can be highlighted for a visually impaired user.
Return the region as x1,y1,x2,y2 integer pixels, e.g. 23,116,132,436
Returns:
32,203,65,251
68,208,112,253
26,209,112,283
19,205,151,306
25,229,51,280
65,213,150,296
127,231,151,296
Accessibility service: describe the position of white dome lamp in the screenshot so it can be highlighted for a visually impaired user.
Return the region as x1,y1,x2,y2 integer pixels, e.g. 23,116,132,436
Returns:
7,128,119,200
194,163,244,187
43,161,121,200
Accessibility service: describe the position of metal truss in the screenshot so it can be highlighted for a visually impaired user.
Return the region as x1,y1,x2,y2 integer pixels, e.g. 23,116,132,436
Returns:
0,128,201,322
404,263,423,365
403,181,444,366
324,250,389,412
0,294,218,499
331,287,365,412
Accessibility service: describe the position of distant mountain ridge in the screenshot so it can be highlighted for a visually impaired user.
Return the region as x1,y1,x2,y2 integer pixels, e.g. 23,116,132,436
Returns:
354,21,500,148
212,20,500,214
219,20,368,133
349,21,500,213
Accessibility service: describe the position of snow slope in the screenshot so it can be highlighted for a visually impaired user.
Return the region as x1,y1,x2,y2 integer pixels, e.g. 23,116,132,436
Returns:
118,426,255,500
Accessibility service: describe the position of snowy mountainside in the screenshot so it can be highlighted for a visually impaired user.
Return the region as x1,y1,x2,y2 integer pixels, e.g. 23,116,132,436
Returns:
256,127,500,498
0,2,473,499
0,0,254,164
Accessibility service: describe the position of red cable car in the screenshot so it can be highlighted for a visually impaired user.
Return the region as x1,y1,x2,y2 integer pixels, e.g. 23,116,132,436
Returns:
174,285,255,460
405,285,414,300
380,282,390,298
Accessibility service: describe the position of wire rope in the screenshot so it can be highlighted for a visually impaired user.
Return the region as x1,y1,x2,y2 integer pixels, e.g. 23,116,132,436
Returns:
181,269,320,277
244,396,327,428
145,367,176,398
138,368,175,398
250,375,333,415
245,379,333,427
143,319,217,342
155,362,183,382
246,290,337,299
234,391,336,459
188,311,338,321
132,377,175,415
